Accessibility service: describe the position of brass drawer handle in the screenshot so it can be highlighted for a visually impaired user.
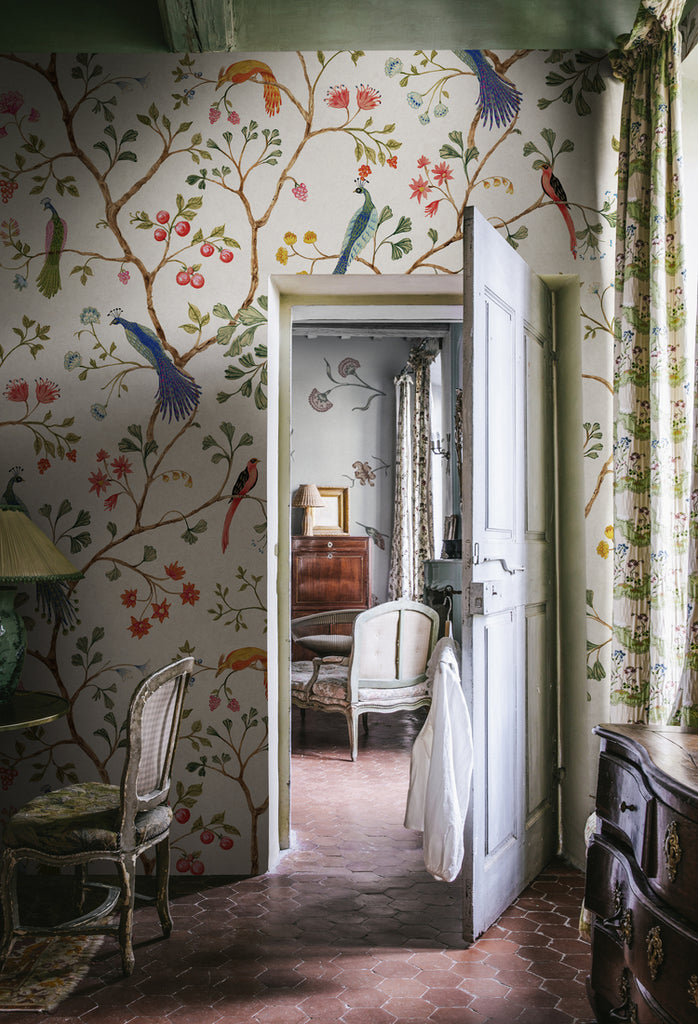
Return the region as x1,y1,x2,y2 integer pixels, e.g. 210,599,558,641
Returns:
664,820,682,882
689,974,698,1009
620,801,637,812
646,925,664,981
609,968,638,1023
602,882,633,947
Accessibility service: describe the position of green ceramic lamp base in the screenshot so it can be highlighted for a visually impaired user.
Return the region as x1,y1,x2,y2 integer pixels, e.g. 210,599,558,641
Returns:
0,585,26,704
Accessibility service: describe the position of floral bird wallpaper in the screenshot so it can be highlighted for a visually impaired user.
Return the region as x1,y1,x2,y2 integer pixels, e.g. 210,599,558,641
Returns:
0,47,622,875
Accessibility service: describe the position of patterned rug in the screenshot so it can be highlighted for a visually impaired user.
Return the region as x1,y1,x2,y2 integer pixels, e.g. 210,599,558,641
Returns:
0,935,103,1012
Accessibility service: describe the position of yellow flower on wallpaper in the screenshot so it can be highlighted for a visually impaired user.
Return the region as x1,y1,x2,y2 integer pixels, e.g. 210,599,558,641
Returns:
304,231,317,244
597,540,610,559
276,247,289,265
604,525,614,539
283,232,297,245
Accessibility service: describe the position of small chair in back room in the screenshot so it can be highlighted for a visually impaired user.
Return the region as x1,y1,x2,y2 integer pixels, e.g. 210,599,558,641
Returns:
0,657,193,976
291,598,439,760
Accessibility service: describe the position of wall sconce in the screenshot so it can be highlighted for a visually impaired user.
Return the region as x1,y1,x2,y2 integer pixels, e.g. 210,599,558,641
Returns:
292,484,325,536
430,432,450,462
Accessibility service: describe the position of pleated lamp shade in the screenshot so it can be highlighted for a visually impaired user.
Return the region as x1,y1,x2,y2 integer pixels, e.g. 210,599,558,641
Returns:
292,484,324,536
0,506,82,582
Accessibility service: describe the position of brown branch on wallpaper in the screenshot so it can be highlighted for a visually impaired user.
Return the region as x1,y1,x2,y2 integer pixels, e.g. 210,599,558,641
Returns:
585,454,613,519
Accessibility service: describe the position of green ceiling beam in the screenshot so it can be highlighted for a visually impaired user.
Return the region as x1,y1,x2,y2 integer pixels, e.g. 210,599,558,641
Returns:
158,0,236,52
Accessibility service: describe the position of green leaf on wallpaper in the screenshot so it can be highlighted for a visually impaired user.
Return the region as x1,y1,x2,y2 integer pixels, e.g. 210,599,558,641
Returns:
216,325,235,347
428,228,438,244
540,127,557,149
237,305,266,326
378,206,392,227
317,51,325,65
72,509,91,529
149,103,159,122
239,432,253,447
213,303,234,320
143,439,158,460
106,564,121,581
350,51,365,65
219,422,235,443
257,296,268,311
69,532,91,553
38,503,51,519
254,384,267,410
142,545,157,562
182,519,208,545
390,239,412,260
107,521,117,538
394,216,411,234
586,589,594,607
137,114,152,126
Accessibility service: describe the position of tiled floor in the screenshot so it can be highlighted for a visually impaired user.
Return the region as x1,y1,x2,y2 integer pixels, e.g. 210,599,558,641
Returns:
2,707,594,1023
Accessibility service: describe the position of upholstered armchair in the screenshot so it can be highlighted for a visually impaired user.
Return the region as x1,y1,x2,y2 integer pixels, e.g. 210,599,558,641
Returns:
291,598,439,760
0,658,193,976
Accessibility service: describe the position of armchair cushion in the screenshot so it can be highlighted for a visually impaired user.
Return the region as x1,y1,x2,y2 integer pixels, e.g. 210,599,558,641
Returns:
3,782,172,855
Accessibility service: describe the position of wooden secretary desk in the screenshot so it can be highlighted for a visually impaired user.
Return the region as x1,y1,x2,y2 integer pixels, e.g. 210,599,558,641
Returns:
291,536,371,659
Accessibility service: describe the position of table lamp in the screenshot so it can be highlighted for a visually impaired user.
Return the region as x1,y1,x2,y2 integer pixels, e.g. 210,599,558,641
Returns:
292,484,324,536
0,505,82,703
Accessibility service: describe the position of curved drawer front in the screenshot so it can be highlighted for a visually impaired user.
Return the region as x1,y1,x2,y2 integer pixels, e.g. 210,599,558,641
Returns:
590,925,665,1024
649,800,698,922
589,835,698,1023
596,752,653,866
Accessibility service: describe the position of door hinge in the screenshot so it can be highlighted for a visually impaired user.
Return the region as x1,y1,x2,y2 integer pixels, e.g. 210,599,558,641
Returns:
553,766,566,784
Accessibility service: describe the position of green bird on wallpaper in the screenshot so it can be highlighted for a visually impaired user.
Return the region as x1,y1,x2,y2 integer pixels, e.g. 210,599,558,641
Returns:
36,196,67,298
333,180,379,275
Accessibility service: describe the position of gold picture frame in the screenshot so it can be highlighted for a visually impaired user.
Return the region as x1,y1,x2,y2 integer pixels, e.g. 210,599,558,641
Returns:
314,487,350,534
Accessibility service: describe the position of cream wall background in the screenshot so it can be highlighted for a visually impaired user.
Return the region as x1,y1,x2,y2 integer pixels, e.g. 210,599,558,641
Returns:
0,47,625,875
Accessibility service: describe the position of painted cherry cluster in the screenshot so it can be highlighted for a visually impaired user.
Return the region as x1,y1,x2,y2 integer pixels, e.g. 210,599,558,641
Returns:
152,208,235,289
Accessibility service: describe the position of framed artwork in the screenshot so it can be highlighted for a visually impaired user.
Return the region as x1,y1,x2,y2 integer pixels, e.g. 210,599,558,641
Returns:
314,487,350,534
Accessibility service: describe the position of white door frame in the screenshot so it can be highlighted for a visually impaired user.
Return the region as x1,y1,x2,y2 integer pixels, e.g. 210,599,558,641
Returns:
266,270,582,876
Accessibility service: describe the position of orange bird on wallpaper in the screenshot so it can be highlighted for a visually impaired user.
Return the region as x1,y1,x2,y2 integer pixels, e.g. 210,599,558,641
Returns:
217,60,282,117
222,458,260,554
540,163,577,259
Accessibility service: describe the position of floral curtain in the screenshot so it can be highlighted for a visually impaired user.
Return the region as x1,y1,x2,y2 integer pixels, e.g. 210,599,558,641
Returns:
611,0,691,723
388,345,436,600
388,370,414,599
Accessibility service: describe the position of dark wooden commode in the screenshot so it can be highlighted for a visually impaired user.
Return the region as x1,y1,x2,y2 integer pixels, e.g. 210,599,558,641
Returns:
586,724,698,1023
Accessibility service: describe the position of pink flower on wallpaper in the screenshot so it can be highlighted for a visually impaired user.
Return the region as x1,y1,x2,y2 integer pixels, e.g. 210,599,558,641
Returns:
88,468,111,496
37,458,50,474
227,697,240,712
325,85,350,109
338,357,360,378
432,161,454,186
228,110,240,124
209,106,221,124
424,199,441,217
309,388,333,412
180,582,200,605
104,493,119,512
4,378,28,402
118,269,130,284
356,85,381,110
35,378,60,403
128,616,151,639
0,92,22,115
0,179,18,204
28,108,39,122
96,449,109,462
151,599,171,623
409,175,432,204
110,455,133,480
387,155,398,169
417,155,430,168
66,449,77,462
292,182,308,201
121,589,138,608
209,694,221,711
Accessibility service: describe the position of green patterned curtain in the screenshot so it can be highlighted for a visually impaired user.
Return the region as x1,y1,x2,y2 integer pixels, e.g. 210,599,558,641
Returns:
611,0,691,724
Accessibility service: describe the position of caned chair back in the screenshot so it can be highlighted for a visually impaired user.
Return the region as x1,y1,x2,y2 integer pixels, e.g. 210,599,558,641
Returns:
120,658,192,843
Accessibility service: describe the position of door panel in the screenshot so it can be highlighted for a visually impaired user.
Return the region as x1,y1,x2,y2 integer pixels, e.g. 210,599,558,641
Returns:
462,206,557,941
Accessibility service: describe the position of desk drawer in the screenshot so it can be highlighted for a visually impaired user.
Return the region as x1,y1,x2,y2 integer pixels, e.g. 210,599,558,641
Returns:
596,752,654,867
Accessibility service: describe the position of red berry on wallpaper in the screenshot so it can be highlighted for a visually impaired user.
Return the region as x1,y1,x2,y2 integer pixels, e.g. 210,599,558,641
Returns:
219,248,234,263
219,836,234,850
174,807,190,823
153,227,167,241
190,272,205,288
156,210,170,224
176,270,191,285
174,220,191,237
200,829,215,844
190,860,205,875
200,242,215,257
176,857,190,873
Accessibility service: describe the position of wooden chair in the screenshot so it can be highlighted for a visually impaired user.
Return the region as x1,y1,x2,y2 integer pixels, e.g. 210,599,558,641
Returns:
0,657,193,976
291,599,439,760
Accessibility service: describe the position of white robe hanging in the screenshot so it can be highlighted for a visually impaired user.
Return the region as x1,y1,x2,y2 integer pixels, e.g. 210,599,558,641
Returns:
404,636,473,883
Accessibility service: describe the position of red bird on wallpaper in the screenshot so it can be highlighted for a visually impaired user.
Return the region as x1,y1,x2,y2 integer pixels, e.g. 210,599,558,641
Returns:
540,163,577,259
216,60,282,117
222,458,260,553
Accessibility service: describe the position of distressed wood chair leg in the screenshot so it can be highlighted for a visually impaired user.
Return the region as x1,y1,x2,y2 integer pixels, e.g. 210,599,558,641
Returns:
155,836,173,938
118,858,136,976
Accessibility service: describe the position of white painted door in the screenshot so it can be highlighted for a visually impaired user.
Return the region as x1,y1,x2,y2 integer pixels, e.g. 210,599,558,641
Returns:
461,206,558,940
